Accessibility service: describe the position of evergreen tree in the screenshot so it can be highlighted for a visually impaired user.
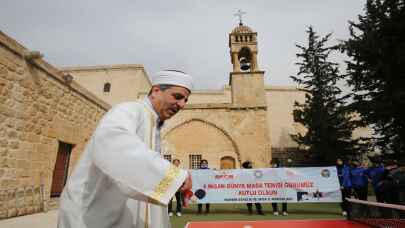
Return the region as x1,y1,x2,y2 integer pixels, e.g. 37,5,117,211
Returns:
291,26,359,165
344,0,405,161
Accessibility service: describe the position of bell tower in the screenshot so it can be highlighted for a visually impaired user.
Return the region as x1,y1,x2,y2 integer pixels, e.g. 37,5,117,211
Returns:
229,16,266,107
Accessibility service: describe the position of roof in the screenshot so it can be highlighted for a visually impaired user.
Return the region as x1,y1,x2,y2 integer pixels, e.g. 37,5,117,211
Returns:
231,24,254,34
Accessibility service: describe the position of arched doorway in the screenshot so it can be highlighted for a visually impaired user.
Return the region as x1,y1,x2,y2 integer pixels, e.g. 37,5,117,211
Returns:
163,119,239,169
220,156,236,169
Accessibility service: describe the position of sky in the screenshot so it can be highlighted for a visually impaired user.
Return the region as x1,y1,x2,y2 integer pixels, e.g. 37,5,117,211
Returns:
1,0,366,90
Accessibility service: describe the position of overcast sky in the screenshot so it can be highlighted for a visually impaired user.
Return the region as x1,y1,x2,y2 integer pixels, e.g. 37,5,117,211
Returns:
1,0,366,89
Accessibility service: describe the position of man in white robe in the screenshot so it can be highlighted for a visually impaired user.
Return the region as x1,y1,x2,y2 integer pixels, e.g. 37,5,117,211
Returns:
58,70,193,228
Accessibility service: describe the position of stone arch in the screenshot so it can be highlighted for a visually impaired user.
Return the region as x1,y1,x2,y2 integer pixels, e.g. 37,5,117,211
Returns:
162,118,240,168
238,46,252,59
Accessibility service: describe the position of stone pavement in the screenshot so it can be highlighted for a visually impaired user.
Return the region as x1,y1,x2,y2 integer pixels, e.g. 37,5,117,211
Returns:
0,210,57,228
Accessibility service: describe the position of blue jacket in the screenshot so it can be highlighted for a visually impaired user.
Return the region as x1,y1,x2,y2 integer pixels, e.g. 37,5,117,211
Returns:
365,166,384,190
337,164,352,188
351,167,369,188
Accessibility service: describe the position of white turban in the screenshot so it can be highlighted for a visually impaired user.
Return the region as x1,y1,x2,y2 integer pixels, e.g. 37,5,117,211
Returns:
152,70,193,91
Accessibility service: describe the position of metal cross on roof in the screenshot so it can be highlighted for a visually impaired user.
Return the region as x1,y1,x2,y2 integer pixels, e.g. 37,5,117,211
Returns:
234,9,246,25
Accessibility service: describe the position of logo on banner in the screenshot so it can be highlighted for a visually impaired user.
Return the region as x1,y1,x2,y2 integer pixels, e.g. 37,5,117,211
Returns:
254,170,263,179
195,189,206,199
321,169,330,178
215,171,234,180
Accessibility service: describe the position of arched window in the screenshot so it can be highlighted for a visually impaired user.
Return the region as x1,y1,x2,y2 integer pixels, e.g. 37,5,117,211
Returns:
103,82,111,93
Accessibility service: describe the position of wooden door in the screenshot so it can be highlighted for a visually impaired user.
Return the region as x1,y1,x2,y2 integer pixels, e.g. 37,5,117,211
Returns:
50,142,72,197
220,156,236,169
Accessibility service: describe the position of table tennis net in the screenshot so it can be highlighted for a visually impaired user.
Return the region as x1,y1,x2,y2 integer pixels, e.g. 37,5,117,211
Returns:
347,198,405,228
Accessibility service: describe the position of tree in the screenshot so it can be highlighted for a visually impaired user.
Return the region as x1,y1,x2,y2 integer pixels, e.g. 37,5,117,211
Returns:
345,0,405,161
291,26,359,165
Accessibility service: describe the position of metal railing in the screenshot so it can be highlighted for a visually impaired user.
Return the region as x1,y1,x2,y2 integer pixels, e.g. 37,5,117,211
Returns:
0,185,45,219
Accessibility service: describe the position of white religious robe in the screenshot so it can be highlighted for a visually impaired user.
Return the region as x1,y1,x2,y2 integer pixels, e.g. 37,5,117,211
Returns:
58,99,187,228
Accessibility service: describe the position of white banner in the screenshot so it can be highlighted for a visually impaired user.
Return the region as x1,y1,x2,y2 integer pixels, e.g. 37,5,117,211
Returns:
189,167,341,203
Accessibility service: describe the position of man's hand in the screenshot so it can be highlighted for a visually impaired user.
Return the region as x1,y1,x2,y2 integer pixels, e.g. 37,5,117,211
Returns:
181,171,193,207
181,171,192,191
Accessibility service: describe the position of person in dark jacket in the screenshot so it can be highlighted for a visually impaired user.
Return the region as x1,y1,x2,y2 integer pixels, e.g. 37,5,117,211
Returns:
395,165,405,205
271,158,288,216
350,161,369,200
242,161,264,215
336,158,352,216
381,159,400,204
365,158,385,203
197,159,210,214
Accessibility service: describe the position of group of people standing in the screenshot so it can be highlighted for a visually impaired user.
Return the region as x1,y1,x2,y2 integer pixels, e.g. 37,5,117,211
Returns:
241,160,288,216
337,158,405,216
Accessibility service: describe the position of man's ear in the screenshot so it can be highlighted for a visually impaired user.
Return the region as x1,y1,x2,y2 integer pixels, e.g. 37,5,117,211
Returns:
150,86,160,98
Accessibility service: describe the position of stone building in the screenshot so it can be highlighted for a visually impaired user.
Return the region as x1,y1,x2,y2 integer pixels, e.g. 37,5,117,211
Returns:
62,64,151,105
64,23,308,170
0,31,110,218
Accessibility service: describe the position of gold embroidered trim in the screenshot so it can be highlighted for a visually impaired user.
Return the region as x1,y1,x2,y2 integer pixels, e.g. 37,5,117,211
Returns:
142,102,156,228
150,165,181,201
149,113,155,151
144,203,149,228
142,104,156,150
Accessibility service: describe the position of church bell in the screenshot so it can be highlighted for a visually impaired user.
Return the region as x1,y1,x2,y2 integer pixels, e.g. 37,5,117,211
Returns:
239,57,251,71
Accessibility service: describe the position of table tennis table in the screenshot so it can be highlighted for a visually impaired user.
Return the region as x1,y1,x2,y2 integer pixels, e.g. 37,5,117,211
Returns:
185,219,371,228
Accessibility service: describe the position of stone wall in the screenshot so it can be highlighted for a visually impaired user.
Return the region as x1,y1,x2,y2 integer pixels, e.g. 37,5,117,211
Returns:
63,65,151,106
162,104,271,169
138,87,232,105
265,86,306,149
0,31,110,218
186,87,231,104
